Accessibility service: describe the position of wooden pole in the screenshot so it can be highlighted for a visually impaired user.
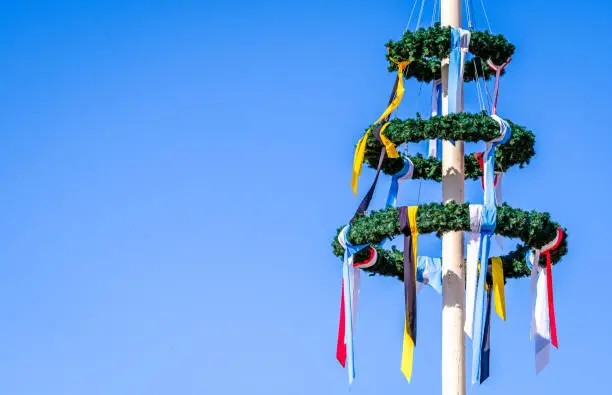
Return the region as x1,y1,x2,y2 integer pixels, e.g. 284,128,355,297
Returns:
440,1,466,395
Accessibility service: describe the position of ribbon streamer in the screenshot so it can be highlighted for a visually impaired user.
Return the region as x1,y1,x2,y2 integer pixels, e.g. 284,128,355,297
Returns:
386,157,414,208
475,154,504,209
543,228,563,348
465,204,482,339
399,206,418,382
471,114,510,384
480,284,493,383
336,247,377,369
471,205,496,385
351,60,410,195
429,79,442,157
350,80,400,222
379,123,400,159
486,58,512,115
416,256,442,294
491,256,506,321
336,225,371,384
526,227,563,373
495,172,503,207
475,152,499,189
527,249,550,374
448,28,471,115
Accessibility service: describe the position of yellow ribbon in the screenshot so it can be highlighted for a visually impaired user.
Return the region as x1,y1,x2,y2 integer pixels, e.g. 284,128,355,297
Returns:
373,60,410,125
401,206,419,382
351,130,371,195
350,60,410,195
401,322,415,382
491,257,506,321
379,123,400,159
408,206,418,264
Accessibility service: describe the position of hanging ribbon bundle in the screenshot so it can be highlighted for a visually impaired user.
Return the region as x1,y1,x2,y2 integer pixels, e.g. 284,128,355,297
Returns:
349,61,411,224
337,53,413,387
526,227,563,373
351,59,410,196
428,79,442,158
336,226,378,384
470,205,496,384
398,206,418,382
474,115,510,250
466,111,511,384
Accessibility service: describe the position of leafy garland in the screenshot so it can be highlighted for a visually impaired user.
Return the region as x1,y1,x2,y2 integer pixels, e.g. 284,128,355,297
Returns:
331,202,567,280
386,24,515,82
361,113,536,179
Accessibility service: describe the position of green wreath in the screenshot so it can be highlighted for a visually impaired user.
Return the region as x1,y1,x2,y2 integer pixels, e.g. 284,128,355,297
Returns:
386,24,515,82
362,113,535,179
331,202,567,280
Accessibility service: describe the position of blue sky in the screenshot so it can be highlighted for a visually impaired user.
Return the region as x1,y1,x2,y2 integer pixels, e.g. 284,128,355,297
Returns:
0,1,609,394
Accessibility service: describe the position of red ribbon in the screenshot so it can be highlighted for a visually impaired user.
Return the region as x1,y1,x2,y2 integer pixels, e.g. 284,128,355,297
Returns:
336,280,347,366
541,227,563,349
475,152,499,189
336,247,377,367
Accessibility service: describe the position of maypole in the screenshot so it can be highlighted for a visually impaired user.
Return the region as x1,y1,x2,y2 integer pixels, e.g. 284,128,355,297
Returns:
331,0,569,392
440,0,466,394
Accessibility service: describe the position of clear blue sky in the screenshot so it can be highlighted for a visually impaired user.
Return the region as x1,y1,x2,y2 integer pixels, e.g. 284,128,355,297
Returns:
0,1,608,394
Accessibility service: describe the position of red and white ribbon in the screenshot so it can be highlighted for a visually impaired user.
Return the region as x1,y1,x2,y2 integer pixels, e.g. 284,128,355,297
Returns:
336,227,377,369
528,227,563,373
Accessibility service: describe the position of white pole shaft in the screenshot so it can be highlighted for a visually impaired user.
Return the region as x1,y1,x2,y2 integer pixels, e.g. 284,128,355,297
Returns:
440,1,466,395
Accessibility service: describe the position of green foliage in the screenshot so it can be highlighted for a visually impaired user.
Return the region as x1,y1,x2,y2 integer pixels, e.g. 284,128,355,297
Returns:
386,24,515,82
331,202,567,280
361,113,535,179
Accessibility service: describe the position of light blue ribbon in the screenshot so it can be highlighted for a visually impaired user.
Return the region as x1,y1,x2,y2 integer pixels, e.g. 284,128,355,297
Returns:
428,80,442,158
471,116,511,385
471,206,496,384
416,256,442,294
448,28,463,115
385,157,414,208
339,225,369,385
525,250,534,270
483,116,511,206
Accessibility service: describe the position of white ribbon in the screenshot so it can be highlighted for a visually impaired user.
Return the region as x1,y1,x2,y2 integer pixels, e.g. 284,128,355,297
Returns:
416,256,443,294
429,79,442,157
465,204,483,339
495,172,504,248
528,249,550,373
338,229,377,340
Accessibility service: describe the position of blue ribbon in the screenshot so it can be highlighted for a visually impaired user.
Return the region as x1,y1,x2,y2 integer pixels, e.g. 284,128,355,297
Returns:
416,256,442,294
471,206,496,384
428,80,442,158
448,28,462,115
339,225,369,385
385,157,414,208
525,250,534,270
483,116,511,207
471,117,511,384
480,287,493,383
